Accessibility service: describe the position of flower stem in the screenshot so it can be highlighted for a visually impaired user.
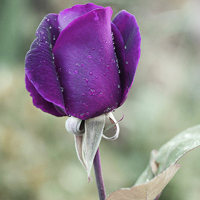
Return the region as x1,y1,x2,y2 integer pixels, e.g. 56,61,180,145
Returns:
93,148,106,200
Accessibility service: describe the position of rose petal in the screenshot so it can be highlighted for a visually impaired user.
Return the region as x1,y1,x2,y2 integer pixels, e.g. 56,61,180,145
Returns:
112,10,141,105
111,23,127,104
53,7,122,120
25,13,66,114
25,75,64,116
58,3,103,31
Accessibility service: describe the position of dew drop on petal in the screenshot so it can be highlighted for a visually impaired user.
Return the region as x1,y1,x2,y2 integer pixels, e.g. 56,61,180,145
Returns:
81,62,84,67
94,11,99,21
124,45,127,49
80,113,85,118
118,84,121,88
126,61,129,64
83,103,88,108
89,89,96,95
74,70,78,74
83,78,89,83
110,58,115,63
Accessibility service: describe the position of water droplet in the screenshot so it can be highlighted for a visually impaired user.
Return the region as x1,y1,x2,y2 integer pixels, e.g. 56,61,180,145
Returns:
110,58,115,63
89,89,96,95
86,112,89,115
88,54,92,59
60,87,64,92
92,47,95,50
80,113,85,118
52,53,55,60
53,35,56,40
47,18,50,22
106,65,110,68
118,84,121,88
124,45,127,49
74,70,78,74
118,70,121,74
49,26,52,29
126,61,129,64
83,103,88,108
81,62,84,66
82,93,85,96
94,11,99,21
83,78,89,83
89,72,93,75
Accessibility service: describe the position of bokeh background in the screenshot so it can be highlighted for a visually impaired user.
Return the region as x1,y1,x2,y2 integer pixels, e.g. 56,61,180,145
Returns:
0,0,200,199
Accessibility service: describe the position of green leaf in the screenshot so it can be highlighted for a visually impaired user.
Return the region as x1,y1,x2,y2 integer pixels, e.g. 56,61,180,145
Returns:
135,124,200,185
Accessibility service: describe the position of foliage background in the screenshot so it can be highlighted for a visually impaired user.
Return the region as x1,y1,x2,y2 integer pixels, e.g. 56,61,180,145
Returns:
0,0,200,199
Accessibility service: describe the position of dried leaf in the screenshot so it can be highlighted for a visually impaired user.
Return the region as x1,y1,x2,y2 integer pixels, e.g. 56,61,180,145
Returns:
107,164,180,200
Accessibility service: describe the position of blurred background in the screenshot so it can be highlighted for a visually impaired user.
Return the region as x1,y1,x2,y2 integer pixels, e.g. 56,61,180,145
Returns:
0,0,200,199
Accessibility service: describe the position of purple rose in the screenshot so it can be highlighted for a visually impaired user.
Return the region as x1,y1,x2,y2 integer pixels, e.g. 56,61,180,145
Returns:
25,3,141,120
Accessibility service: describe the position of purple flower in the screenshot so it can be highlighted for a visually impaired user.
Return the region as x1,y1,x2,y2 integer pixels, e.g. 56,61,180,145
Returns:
25,3,141,120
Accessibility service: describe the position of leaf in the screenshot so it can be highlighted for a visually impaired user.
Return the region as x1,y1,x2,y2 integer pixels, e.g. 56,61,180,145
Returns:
106,164,180,200
135,124,200,185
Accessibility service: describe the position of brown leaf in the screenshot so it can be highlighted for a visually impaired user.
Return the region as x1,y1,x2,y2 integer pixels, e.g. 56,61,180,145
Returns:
106,164,180,200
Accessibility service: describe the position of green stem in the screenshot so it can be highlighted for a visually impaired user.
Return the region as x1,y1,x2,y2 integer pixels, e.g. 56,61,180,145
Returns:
93,148,106,200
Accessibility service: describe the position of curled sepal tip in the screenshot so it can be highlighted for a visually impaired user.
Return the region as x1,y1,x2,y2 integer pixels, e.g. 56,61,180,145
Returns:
65,116,84,135
103,112,120,140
